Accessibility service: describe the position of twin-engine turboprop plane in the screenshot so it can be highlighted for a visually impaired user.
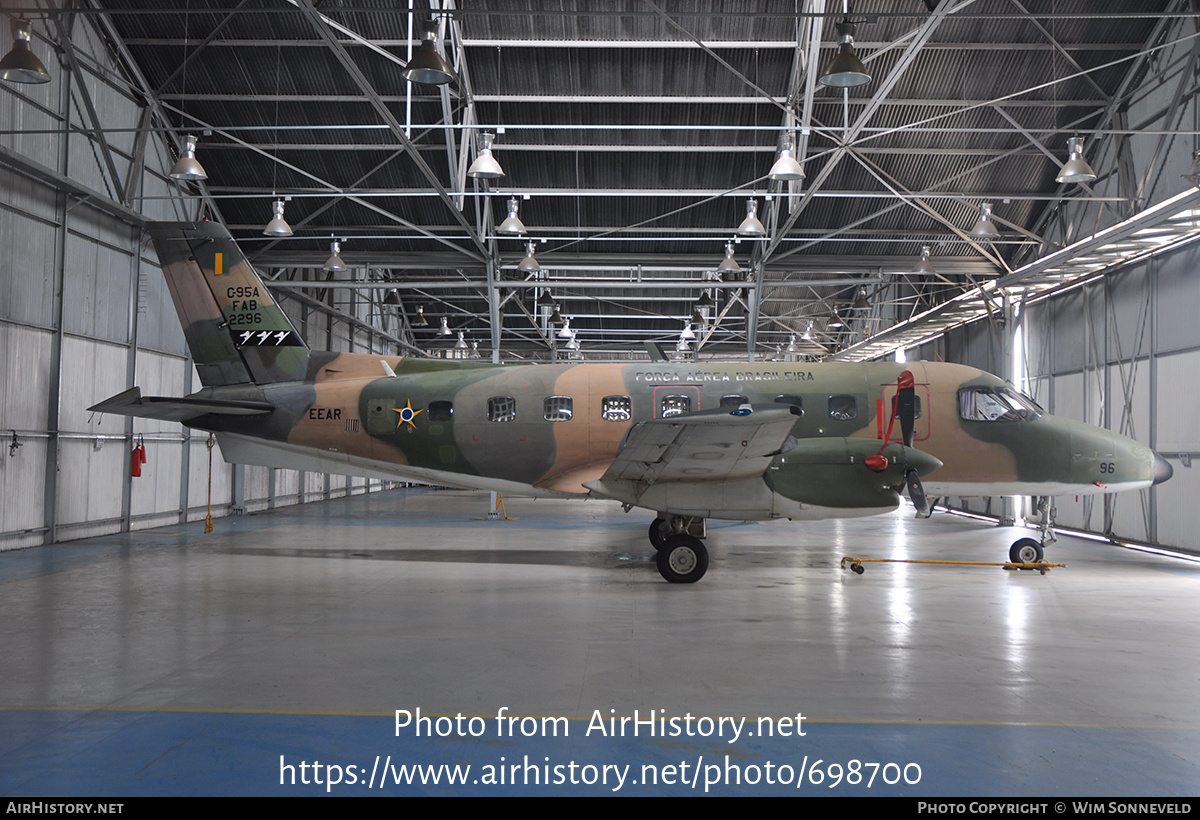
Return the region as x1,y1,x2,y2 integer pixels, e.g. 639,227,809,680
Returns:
90,222,1173,583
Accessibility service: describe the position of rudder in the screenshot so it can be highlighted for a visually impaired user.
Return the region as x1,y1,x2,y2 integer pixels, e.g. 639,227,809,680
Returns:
148,221,309,387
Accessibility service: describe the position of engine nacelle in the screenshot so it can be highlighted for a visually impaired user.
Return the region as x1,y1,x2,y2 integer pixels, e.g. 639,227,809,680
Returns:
765,437,941,509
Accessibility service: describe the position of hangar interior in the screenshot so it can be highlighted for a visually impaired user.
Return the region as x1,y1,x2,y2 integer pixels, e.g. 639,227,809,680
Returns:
2,0,1200,797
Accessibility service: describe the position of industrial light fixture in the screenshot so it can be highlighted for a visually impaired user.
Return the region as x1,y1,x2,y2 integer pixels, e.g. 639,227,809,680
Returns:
536,290,556,308
913,245,936,274
675,336,691,354
517,241,541,273
470,340,481,359
819,20,871,88
769,133,805,181
1055,136,1097,184
262,199,293,237
697,290,715,308
969,202,1000,240
690,307,705,325
0,20,50,84
497,197,526,235
323,239,346,272
564,332,580,352
415,305,429,326
169,134,208,181
439,316,452,336
558,318,573,339
402,19,454,86
680,321,695,341
852,287,870,310
786,335,798,354
467,131,504,179
736,199,766,236
826,310,845,330
717,242,741,276
454,331,469,351
801,321,814,342
382,288,402,306
549,305,564,324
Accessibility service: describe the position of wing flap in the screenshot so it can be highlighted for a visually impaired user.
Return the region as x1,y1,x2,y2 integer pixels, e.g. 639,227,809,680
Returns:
600,406,799,486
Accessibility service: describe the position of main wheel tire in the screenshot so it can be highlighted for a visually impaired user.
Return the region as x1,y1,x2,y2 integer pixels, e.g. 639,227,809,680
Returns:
649,518,668,550
1009,538,1044,564
656,534,709,584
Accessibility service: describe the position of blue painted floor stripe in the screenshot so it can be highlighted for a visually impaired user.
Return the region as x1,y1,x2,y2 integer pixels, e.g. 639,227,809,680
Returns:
2,709,1197,796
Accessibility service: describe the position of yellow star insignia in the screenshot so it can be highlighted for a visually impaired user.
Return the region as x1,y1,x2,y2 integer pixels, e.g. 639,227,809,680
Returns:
393,400,423,430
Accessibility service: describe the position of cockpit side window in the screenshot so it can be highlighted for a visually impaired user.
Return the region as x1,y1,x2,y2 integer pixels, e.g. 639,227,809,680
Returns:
958,387,1042,422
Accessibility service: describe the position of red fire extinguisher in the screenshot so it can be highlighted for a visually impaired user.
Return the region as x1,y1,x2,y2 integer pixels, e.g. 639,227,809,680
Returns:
131,436,147,477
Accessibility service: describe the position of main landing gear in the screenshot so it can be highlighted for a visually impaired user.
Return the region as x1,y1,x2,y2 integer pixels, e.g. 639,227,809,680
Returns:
1007,496,1057,567
649,515,708,583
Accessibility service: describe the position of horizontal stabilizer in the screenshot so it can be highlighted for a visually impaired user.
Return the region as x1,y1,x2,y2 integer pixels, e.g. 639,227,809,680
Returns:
88,387,274,423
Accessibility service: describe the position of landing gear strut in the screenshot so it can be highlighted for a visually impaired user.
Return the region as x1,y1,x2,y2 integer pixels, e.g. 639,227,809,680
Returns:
648,515,705,552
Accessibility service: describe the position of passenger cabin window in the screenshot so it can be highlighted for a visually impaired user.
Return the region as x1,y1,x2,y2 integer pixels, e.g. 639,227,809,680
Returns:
959,387,1042,422
719,395,749,409
602,395,631,422
774,394,804,415
487,396,517,423
544,396,573,422
427,401,453,421
828,395,858,421
661,394,692,417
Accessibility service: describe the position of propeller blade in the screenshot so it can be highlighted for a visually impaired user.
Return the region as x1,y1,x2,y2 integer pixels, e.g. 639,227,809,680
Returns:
905,468,930,517
897,370,916,448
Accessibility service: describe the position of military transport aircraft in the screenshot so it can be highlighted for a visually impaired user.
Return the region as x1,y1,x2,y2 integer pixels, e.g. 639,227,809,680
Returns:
90,221,1173,583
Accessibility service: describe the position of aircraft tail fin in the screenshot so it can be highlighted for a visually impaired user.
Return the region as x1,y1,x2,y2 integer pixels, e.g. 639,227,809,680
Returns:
147,221,309,387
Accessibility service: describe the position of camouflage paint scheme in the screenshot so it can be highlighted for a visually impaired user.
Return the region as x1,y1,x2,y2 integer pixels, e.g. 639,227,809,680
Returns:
94,222,1171,531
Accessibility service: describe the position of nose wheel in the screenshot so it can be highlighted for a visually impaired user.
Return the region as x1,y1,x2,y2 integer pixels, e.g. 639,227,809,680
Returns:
1009,537,1044,564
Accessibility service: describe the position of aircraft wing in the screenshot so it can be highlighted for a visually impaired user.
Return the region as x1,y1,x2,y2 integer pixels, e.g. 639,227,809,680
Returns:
593,405,799,488
88,387,275,423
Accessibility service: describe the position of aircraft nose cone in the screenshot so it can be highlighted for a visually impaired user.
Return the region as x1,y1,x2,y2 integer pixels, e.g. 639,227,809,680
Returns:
1152,451,1174,485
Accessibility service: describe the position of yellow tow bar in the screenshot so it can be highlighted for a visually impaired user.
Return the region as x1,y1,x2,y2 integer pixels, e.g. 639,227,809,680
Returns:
840,557,1067,576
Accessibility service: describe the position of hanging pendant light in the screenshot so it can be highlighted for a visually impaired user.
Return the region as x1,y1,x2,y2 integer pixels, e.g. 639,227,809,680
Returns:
913,245,936,274
819,20,871,88
1055,136,1097,184
564,332,580,352
323,239,346,272
801,321,814,342
549,305,564,324
786,335,798,354
402,19,455,86
969,203,1000,240
853,288,870,310
262,199,293,237
769,133,805,181
169,134,208,181
439,316,452,336
0,20,50,84
675,336,691,354
467,131,505,179
826,310,845,330
736,199,766,236
454,331,469,351
470,340,481,359
382,288,402,307
517,241,541,272
717,242,741,277
497,197,527,235
415,305,429,326
690,307,705,325
558,318,573,339
680,321,695,341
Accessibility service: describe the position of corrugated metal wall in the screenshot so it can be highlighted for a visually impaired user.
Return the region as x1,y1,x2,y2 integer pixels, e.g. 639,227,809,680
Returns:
0,15,399,551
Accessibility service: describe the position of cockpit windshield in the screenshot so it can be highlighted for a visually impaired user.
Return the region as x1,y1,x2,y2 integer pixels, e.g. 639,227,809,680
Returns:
958,386,1043,422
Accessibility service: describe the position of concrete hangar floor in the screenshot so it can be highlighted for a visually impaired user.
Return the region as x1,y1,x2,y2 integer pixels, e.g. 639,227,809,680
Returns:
0,488,1197,797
